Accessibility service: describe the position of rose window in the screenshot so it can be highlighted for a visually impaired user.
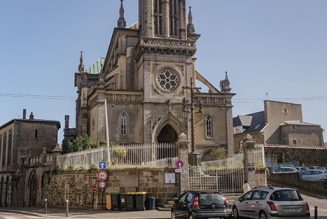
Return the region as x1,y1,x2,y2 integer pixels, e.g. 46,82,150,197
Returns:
156,68,180,91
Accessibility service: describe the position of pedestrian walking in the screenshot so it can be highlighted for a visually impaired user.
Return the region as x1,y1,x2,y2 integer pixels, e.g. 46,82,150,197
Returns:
242,180,251,193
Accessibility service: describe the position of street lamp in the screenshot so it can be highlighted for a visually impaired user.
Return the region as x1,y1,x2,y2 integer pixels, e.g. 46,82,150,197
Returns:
99,99,111,166
183,77,202,166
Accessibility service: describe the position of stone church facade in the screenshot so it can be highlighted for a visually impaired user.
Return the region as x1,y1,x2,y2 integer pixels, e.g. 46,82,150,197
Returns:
69,0,235,161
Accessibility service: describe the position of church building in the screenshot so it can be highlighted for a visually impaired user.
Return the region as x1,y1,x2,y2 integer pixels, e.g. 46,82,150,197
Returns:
68,0,235,161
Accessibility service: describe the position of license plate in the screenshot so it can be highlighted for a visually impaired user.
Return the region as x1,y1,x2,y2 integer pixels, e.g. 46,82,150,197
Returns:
284,208,302,213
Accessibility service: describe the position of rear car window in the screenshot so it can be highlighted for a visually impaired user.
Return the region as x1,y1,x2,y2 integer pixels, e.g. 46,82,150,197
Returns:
199,193,224,205
270,190,303,201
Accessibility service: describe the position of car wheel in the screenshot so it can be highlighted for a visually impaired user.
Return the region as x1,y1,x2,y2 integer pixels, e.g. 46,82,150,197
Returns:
171,211,176,219
232,207,239,219
259,211,267,219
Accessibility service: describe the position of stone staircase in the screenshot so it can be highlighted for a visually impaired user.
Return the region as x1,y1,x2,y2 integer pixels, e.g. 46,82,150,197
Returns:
157,200,175,211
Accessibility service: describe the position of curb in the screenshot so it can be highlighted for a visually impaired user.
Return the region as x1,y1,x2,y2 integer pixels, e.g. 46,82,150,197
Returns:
0,209,43,217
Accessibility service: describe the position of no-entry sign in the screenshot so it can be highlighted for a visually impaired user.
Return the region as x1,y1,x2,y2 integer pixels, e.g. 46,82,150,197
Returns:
97,170,108,181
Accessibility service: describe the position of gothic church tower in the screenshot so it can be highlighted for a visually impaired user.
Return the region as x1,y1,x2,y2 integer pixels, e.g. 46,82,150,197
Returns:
73,0,235,160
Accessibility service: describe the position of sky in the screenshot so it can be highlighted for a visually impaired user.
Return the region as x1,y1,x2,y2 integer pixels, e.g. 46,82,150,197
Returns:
0,0,327,143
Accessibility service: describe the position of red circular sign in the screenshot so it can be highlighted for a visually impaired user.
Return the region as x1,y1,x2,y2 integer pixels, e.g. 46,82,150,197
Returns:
92,186,97,192
176,160,184,169
97,170,108,181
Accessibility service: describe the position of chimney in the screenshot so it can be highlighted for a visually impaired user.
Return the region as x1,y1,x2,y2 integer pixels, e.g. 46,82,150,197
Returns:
65,115,69,129
23,109,27,119
29,112,34,120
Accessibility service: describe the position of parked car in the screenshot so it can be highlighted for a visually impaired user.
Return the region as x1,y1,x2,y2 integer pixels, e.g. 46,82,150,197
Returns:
171,191,232,219
308,166,326,171
295,167,308,172
232,186,310,219
300,169,327,181
272,166,298,174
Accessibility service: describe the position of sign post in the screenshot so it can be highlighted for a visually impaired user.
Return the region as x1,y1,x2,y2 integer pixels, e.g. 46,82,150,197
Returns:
99,161,107,170
97,170,108,181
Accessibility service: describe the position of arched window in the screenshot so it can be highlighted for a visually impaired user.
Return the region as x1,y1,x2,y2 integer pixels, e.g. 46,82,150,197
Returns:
154,0,163,37
205,115,213,138
120,113,127,136
169,0,180,38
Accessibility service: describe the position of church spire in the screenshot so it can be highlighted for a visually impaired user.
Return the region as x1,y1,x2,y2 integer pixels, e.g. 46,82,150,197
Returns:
78,51,85,73
187,6,200,40
187,6,195,34
117,0,126,28
220,71,231,93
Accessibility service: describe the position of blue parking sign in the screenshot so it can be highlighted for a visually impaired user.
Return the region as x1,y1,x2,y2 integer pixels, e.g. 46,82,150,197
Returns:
99,161,107,169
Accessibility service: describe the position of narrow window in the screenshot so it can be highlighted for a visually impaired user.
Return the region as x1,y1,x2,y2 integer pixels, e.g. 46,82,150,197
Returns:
2,132,7,166
120,113,127,136
35,129,38,138
154,0,163,37
205,116,213,138
170,0,180,38
0,134,2,168
7,130,12,165
293,140,297,145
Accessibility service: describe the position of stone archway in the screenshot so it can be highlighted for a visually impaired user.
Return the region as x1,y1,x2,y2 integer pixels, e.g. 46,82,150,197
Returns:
157,124,178,143
152,112,186,144
156,124,178,159
28,172,37,207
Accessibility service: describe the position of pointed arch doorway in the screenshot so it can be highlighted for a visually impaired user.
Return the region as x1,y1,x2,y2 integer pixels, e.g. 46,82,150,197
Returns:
156,124,178,159
157,124,178,143
28,172,37,207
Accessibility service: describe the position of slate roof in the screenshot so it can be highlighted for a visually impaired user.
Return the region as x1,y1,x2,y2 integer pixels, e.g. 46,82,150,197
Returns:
233,111,266,133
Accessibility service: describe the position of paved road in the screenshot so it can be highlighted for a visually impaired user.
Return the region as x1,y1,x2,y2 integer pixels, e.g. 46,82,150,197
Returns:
302,193,327,217
0,193,326,219
0,212,40,219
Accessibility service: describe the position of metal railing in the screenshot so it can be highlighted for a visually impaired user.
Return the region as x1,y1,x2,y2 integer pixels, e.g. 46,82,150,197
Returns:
56,143,178,170
188,166,244,193
263,144,326,150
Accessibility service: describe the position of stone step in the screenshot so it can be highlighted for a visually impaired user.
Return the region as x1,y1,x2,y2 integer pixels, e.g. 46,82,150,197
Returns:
162,203,173,208
157,206,172,211
166,200,175,205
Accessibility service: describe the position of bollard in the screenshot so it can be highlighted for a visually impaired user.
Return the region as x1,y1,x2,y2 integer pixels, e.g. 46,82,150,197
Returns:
44,199,48,215
66,199,69,217
314,206,318,219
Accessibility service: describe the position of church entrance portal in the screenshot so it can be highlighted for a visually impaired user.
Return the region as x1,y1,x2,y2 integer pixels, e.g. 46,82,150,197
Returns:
157,124,178,143
28,173,37,207
156,124,178,159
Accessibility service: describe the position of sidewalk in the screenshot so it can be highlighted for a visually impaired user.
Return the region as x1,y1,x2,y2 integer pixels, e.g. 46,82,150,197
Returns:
0,207,171,219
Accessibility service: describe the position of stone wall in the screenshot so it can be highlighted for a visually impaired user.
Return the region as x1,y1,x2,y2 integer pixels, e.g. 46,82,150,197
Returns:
43,167,178,209
265,147,327,166
268,173,327,196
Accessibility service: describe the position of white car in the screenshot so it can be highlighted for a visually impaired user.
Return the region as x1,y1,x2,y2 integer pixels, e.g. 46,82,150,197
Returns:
272,166,298,174
308,166,326,171
300,170,326,181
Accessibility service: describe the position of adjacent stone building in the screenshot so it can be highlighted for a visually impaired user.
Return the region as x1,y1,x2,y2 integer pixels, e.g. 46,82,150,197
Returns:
0,109,60,207
233,100,324,152
65,0,235,160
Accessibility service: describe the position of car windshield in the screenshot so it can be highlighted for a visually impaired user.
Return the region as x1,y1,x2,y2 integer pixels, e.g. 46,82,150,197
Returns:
199,193,224,206
270,190,303,201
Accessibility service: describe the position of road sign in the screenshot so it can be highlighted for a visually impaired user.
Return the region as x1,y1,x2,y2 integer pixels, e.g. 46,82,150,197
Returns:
176,160,184,169
97,170,108,181
92,186,97,192
175,168,185,173
99,161,107,169
99,181,106,188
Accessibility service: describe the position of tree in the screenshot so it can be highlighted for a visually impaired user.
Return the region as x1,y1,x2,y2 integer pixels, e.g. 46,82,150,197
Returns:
201,148,227,162
68,134,97,152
